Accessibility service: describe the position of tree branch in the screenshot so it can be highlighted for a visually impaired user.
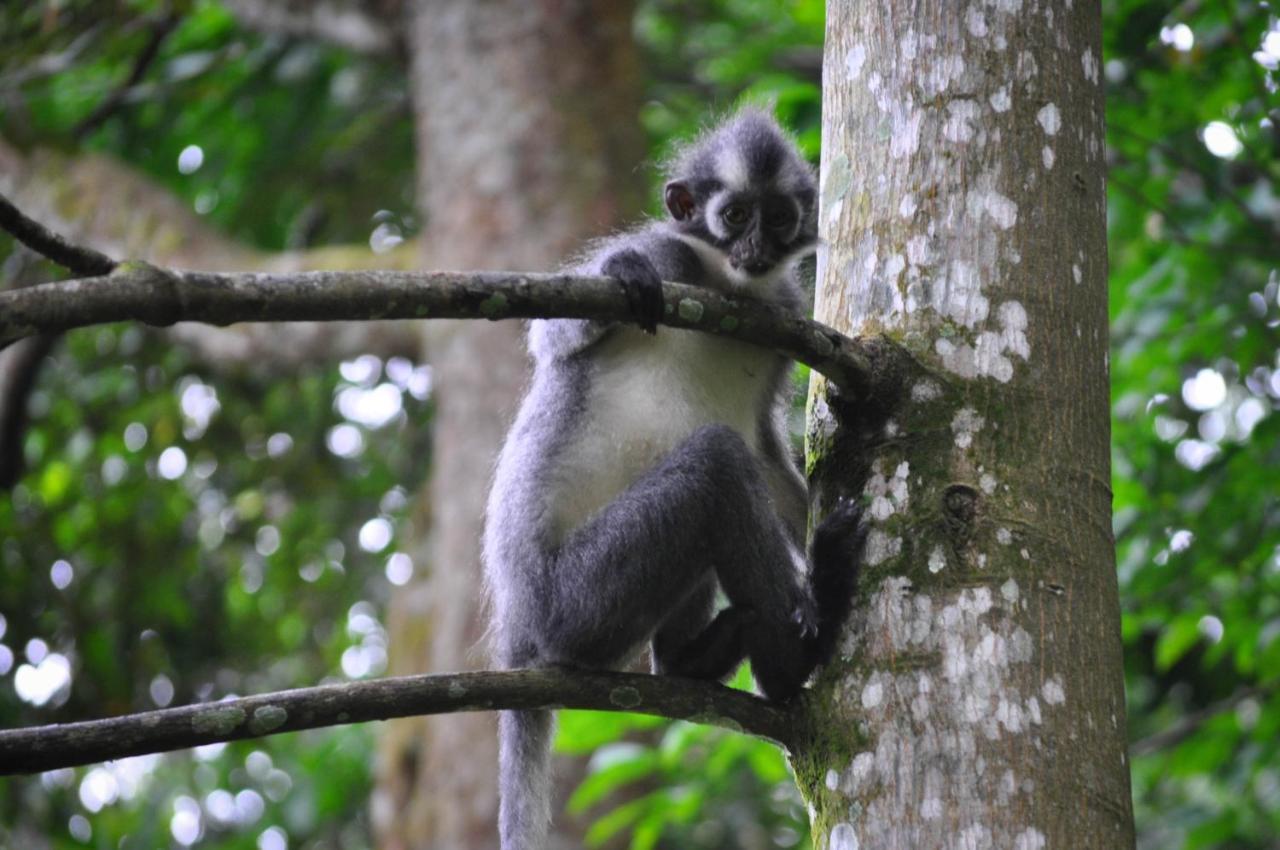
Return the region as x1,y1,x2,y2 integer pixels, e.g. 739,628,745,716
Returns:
0,669,795,775
1129,685,1273,758
0,262,882,393
0,25,104,92
0,193,116,276
0,334,58,488
72,12,180,142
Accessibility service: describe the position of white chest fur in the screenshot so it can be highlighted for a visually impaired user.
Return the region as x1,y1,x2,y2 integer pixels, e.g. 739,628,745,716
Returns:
547,326,776,540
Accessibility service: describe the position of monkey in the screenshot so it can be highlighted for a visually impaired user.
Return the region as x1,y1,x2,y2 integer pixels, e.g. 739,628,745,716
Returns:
482,109,869,850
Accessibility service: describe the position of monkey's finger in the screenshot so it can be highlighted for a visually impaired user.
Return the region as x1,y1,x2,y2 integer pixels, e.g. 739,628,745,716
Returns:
623,269,664,334
610,271,659,334
622,277,660,334
813,499,865,547
639,277,664,334
791,596,819,639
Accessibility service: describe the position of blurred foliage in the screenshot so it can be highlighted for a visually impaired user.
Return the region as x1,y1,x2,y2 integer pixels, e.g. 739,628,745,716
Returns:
1104,2,1280,848
0,0,415,251
1,0,1279,849
637,0,825,167
0,296,433,849
557,667,808,850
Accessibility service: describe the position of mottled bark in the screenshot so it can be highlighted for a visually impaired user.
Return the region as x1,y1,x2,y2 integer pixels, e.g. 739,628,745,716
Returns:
799,2,1133,849
374,3,647,848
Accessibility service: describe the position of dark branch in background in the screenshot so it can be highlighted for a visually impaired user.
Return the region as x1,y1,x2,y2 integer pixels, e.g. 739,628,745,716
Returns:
0,668,796,775
1110,123,1279,245
772,46,823,84
0,335,57,488
1107,172,1270,256
0,194,116,488
0,194,116,276
73,12,179,142
0,152,136,488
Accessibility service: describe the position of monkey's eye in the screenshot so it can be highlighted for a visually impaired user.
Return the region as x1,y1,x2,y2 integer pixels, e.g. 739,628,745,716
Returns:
721,203,750,227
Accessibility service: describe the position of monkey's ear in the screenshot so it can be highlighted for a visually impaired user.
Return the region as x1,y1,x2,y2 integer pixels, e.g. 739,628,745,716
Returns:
664,181,696,221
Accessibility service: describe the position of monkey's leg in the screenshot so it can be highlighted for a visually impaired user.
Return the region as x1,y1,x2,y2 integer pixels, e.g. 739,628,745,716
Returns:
652,581,752,681
656,607,756,681
535,424,811,673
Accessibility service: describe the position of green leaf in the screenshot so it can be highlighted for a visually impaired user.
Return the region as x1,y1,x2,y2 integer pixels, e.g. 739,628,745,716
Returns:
586,797,651,847
555,710,665,754
568,746,658,814
1155,616,1202,672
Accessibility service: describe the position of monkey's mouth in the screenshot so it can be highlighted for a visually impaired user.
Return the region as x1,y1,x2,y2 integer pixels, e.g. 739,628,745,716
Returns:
733,258,773,276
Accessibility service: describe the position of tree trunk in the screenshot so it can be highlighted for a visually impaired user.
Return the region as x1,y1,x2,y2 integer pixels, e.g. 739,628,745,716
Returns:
373,2,646,848
798,2,1134,848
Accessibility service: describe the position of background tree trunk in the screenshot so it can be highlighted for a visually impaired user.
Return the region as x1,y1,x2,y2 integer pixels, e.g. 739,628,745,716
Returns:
798,2,1135,847
373,2,647,848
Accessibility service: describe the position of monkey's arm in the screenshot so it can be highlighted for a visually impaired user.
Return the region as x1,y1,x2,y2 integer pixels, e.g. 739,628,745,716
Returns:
655,606,756,681
532,229,707,362
595,231,709,337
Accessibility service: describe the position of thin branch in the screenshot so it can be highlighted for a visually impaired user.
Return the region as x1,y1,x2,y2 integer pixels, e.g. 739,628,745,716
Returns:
0,263,881,393
0,194,116,276
1110,123,1278,244
0,25,105,92
1107,173,1270,256
0,335,58,488
0,668,795,775
72,13,180,142
1129,685,1273,758
772,46,823,84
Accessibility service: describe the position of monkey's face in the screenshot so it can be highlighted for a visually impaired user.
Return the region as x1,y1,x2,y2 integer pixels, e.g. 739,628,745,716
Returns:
709,190,814,276
666,179,816,282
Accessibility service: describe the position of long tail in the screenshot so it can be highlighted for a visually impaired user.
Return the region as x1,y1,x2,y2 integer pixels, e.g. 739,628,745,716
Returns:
499,709,554,850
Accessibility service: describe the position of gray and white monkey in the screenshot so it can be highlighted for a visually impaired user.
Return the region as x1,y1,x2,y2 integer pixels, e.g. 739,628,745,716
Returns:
483,110,868,850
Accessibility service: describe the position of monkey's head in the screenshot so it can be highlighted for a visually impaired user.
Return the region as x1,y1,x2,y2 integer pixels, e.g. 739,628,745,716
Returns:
663,110,817,285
